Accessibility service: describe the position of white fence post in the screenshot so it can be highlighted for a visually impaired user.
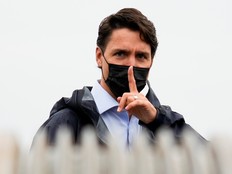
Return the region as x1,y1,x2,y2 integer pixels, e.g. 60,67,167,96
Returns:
0,133,19,174
0,128,232,174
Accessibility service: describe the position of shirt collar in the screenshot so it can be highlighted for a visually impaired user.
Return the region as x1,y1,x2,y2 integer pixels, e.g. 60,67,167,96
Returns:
91,80,149,114
91,80,118,114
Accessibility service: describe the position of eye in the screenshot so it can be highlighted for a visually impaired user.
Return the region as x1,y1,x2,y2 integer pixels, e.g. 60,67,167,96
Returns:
136,53,147,60
114,51,126,58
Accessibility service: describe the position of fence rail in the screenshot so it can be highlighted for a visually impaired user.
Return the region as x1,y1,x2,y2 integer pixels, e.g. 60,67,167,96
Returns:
0,128,232,174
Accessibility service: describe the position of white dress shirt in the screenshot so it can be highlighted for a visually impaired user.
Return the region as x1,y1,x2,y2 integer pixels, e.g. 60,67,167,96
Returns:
91,80,149,149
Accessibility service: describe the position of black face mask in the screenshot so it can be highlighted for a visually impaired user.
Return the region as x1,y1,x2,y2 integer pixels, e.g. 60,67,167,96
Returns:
102,55,150,98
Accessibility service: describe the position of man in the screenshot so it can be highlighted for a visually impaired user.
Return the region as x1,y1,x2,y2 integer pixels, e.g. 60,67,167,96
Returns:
33,8,205,148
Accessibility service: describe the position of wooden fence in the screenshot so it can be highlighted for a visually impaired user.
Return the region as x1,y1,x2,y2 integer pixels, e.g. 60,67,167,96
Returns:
0,128,232,174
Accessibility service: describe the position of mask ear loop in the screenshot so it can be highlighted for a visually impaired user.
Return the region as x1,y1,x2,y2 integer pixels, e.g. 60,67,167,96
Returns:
99,47,109,82
144,57,153,87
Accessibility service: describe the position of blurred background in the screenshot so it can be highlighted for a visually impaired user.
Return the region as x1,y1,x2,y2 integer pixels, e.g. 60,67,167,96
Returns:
0,0,231,149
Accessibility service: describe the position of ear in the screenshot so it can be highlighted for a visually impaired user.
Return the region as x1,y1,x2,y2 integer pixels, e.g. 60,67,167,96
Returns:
96,47,102,68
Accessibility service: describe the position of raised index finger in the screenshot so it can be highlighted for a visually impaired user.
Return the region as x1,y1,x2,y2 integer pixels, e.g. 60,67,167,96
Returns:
128,66,138,93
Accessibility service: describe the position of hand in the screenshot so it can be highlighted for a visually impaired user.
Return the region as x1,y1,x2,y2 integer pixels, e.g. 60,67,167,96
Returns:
117,66,157,124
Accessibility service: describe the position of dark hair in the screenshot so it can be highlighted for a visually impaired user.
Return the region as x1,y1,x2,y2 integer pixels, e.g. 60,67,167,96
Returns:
97,8,158,58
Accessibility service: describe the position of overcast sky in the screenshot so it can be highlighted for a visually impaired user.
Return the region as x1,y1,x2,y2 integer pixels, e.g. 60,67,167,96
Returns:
0,0,231,148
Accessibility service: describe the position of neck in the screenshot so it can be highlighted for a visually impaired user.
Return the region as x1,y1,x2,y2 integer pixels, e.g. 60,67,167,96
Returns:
99,79,117,100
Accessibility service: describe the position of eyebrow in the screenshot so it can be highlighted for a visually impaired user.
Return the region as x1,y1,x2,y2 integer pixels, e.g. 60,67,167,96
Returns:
112,48,128,53
112,48,150,56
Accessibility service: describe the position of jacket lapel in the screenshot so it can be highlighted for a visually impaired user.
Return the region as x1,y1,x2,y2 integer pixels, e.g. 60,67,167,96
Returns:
68,86,110,145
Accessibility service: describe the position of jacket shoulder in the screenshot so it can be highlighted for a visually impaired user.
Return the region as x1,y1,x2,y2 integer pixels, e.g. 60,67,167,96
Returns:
43,108,79,129
37,108,80,145
33,87,95,146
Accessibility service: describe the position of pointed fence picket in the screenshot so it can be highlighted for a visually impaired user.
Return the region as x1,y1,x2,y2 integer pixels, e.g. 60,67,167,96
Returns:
0,128,232,174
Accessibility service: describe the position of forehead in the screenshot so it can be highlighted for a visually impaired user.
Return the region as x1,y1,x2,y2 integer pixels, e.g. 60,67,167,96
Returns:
105,28,151,53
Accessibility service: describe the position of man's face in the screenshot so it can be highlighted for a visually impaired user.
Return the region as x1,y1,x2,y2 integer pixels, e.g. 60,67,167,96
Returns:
96,28,153,95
